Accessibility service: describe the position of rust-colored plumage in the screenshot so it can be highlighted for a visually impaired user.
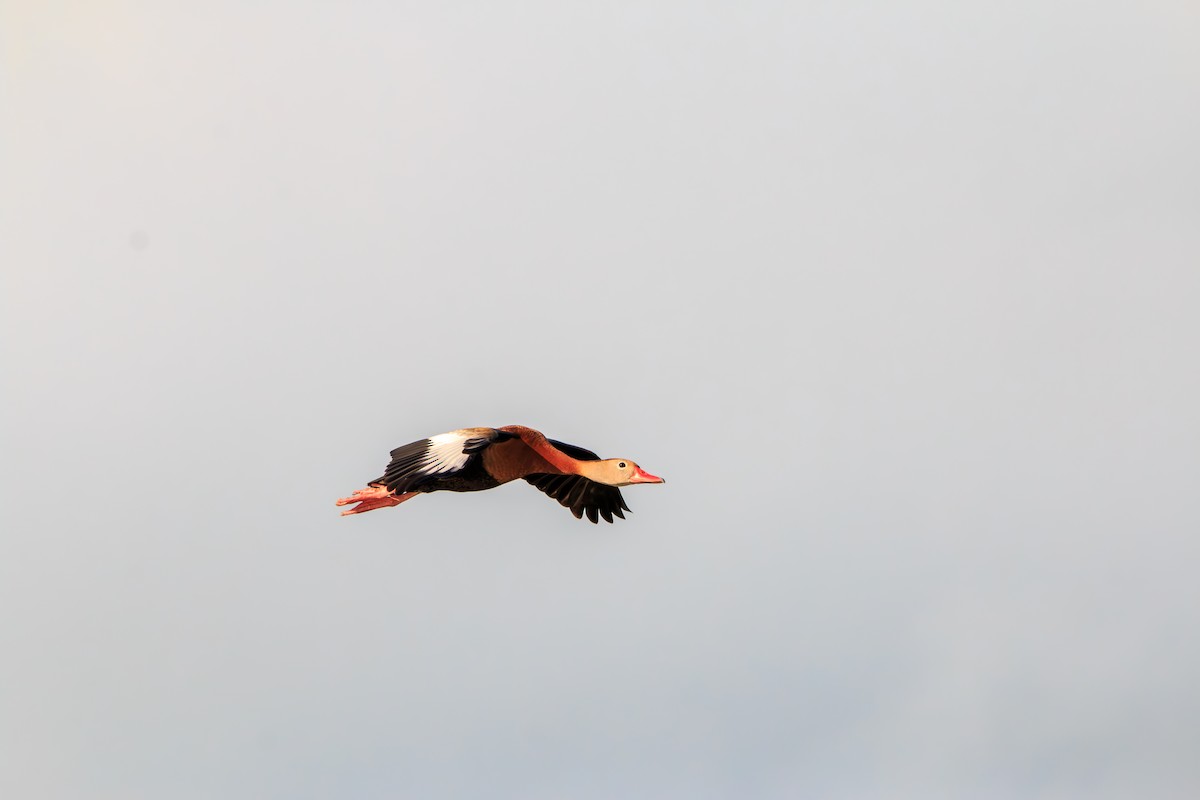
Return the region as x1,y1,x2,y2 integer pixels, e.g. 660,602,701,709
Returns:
336,425,664,523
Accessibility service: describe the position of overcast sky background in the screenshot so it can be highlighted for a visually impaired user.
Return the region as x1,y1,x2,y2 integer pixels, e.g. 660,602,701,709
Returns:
3,2,1198,798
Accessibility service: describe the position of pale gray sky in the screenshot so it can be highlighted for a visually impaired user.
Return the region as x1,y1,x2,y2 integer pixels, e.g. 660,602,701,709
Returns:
3,2,1199,798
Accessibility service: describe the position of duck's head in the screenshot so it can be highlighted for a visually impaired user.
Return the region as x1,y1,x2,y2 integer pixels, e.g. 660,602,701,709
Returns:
579,458,665,487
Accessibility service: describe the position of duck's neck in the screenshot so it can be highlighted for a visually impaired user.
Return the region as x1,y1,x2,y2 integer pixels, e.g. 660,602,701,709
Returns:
574,459,615,485
499,425,589,476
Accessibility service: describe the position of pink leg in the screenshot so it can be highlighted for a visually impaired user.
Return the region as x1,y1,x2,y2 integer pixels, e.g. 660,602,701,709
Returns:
336,485,418,516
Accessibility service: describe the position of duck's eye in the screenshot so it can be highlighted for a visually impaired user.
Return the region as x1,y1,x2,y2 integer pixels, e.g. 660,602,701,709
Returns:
618,462,627,469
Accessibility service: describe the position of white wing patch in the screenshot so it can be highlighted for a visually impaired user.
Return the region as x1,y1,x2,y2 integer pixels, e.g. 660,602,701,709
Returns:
379,428,498,491
422,432,476,475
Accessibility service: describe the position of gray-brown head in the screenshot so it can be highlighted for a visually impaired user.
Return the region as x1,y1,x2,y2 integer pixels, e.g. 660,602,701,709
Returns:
577,458,665,487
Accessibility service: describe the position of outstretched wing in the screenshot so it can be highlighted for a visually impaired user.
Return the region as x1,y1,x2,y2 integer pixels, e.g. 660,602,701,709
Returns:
523,439,631,524
373,428,512,494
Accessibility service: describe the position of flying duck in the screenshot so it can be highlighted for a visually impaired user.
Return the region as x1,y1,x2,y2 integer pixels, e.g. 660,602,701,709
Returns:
336,425,665,523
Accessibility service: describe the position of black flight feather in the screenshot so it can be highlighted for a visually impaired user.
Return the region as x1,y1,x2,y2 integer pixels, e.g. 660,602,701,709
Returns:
523,438,631,524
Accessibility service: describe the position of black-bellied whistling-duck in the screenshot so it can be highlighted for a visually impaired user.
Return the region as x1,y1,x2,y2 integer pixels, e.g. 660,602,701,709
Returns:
336,425,665,523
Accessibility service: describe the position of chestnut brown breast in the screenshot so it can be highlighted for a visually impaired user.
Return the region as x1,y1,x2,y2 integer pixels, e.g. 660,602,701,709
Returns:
482,438,565,484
